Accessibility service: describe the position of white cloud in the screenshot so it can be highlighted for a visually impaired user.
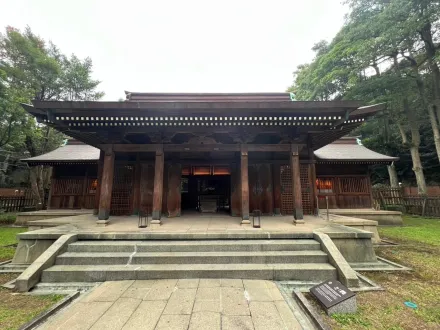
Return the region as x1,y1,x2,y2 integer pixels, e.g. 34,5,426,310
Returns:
0,0,347,100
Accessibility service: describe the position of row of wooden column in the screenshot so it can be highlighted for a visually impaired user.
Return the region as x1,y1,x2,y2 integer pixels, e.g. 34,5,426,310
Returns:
93,144,306,225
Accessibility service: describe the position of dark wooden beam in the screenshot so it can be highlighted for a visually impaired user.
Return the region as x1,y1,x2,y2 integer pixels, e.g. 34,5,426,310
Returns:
98,150,115,221
290,144,304,222
100,143,306,153
152,146,164,222
241,145,250,222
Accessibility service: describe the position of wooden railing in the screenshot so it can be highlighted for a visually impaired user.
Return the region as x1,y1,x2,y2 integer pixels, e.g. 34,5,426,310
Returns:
0,190,36,212
372,187,440,217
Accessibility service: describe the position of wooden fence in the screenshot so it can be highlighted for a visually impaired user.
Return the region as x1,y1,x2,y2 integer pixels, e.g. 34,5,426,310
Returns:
373,188,440,217
0,190,36,212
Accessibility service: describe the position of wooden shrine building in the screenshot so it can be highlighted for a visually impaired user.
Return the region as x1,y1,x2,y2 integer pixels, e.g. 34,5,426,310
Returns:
21,92,397,226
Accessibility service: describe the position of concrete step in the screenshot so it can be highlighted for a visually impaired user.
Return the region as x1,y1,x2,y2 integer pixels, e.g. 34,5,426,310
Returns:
67,239,321,253
56,250,329,265
41,263,337,282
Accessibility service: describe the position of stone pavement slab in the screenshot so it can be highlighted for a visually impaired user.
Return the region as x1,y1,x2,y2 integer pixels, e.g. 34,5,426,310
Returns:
163,288,197,315
222,315,255,330
37,279,307,330
82,280,134,302
188,312,221,330
155,314,190,330
122,300,166,330
90,298,141,330
249,301,286,330
143,279,177,300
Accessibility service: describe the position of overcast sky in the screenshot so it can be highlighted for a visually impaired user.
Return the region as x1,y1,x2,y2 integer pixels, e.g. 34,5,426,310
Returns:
1,0,347,100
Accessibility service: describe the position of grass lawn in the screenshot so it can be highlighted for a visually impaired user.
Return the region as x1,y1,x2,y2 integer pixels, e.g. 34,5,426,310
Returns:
319,216,440,330
0,227,26,262
0,225,65,330
0,274,64,330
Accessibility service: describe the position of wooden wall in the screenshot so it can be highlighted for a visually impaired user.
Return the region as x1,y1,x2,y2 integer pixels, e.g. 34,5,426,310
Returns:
50,164,97,209
248,164,273,215
316,164,372,209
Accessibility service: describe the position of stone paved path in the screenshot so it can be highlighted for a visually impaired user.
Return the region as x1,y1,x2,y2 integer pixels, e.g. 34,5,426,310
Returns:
39,279,305,330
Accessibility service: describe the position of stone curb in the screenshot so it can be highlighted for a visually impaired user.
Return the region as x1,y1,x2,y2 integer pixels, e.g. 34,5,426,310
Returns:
292,290,331,330
0,260,12,266
15,234,78,292
18,291,79,330
313,232,360,287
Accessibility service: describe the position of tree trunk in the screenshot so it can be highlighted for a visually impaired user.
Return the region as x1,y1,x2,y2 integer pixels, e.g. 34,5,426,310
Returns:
387,163,399,188
428,104,440,162
0,154,9,185
29,166,43,208
398,101,428,196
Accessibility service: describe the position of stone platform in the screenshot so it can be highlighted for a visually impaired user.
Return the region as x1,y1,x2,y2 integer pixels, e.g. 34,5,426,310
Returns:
325,208,403,226
15,209,93,226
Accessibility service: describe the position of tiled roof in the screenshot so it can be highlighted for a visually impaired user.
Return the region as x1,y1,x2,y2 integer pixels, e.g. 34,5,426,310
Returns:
314,143,398,163
22,139,398,165
22,143,100,164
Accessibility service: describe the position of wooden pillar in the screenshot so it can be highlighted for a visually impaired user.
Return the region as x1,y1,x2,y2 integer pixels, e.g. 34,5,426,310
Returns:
230,163,241,217
241,145,250,223
310,163,318,215
272,164,282,215
152,146,164,224
308,146,318,215
46,167,54,210
291,144,304,223
140,163,154,214
132,154,141,215
81,166,89,209
167,163,182,217
93,150,104,215
97,150,115,224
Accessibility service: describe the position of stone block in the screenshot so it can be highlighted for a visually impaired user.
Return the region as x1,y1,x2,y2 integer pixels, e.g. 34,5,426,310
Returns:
196,287,221,301
221,287,250,316
188,312,221,330
15,234,77,292
326,295,357,315
249,301,286,330
314,232,360,287
143,279,178,300
122,300,166,330
155,314,190,330
199,278,221,287
221,279,243,288
193,300,222,313
82,281,134,302
274,301,302,330
177,279,199,288
163,288,197,315
90,298,141,330
222,315,255,330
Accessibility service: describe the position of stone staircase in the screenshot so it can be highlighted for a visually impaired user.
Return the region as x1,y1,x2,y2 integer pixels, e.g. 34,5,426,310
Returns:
40,239,338,283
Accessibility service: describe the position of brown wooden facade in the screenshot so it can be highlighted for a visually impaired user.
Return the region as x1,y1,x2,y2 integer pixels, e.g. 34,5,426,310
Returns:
46,155,376,216
21,92,397,223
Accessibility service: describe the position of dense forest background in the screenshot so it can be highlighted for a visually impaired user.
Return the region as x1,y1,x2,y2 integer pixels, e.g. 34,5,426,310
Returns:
289,0,440,192
0,26,103,205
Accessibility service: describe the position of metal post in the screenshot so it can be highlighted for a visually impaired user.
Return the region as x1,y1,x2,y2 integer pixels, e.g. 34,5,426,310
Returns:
326,196,329,221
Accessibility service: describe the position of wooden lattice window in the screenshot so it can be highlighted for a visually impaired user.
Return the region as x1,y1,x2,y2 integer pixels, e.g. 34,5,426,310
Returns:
110,165,134,215
280,164,313,215
280,165,293,215
300,164,312,214
339,177,369,193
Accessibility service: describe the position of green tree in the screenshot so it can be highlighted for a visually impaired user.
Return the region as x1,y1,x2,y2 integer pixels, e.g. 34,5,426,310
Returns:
289,0,440,194
0,26,104,206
